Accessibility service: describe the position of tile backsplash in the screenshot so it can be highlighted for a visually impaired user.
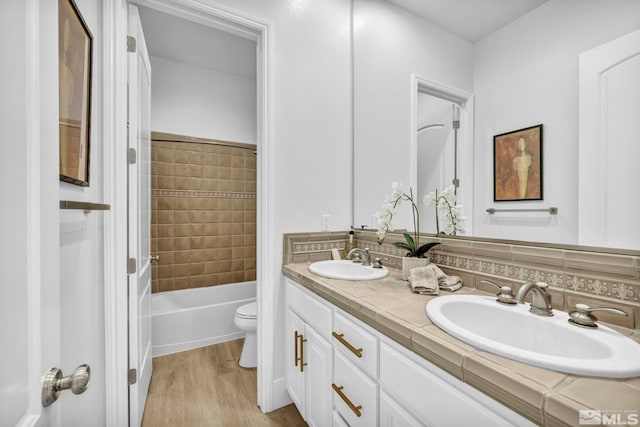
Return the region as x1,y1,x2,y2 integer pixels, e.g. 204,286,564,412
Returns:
283,230,640,329
151,133,256,293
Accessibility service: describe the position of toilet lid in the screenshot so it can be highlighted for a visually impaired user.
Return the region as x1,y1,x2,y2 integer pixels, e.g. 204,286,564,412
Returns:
236,301,257,319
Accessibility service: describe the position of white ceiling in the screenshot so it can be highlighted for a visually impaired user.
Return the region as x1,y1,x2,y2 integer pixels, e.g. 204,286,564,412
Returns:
137,1,547,78
387,0,549,43
137,6,256,79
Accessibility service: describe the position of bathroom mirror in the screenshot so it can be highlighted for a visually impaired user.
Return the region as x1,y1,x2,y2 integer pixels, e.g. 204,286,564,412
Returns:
353,0,640,251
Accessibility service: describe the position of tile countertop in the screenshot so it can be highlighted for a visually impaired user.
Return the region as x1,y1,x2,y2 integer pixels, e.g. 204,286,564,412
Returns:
282,263,640,427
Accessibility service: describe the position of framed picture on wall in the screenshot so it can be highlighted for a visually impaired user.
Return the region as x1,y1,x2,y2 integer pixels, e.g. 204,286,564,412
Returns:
493,124,543,202
58,0,93,186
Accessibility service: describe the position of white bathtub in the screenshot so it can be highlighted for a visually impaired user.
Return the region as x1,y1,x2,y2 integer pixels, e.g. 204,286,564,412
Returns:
151,281,256,357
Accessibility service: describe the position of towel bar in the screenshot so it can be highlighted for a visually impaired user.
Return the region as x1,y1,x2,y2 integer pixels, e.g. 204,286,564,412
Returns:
486,207,557,215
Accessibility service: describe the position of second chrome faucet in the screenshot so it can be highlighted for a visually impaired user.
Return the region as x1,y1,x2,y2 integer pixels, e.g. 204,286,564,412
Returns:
514,281,553,316
482,279,553,316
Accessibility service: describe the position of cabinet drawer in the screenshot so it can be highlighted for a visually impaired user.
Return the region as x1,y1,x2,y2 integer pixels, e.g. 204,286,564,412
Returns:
333,351,377,427
285,278,332,338
379,390,423,427
380,342,533,427
333,311,378,379
333,410,349,427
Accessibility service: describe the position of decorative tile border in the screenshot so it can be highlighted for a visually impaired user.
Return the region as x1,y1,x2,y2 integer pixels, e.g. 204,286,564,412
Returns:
432,253,566,289
152,189,256,199
283,231,640,311
565,275,639,303
293,239,346,254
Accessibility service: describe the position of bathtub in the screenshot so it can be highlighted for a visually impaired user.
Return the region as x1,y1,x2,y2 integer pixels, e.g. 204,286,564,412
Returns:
151,281,256,357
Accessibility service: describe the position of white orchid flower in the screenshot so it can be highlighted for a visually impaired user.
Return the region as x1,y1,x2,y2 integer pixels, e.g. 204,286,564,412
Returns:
423,191,436,206
391,181,404,200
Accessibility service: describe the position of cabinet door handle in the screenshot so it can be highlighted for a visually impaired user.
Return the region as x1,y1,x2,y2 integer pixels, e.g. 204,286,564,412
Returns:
332,383,362,417
332,331,363,358
294,330,300,367
299,333,308,373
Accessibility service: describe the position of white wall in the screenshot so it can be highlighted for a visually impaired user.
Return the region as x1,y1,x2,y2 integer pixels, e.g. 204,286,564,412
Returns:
353,0,474,229
149,55,257,143
473,0,640,244
58,0,107,424
197,0,353,407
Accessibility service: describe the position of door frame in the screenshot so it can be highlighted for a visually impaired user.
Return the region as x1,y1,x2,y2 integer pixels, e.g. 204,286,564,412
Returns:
103,1,272,424
410,74,475,236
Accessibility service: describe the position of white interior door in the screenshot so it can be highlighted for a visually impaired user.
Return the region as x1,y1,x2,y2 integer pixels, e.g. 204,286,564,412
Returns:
579,29,640,250
127,4,153,426
1,0,60,425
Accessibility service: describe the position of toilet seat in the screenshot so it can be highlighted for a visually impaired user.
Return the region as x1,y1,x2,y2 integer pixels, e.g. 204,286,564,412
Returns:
236,301,257,320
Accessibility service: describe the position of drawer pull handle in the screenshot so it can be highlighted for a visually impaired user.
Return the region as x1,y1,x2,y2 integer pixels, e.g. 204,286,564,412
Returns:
332,332,363,358
332,383,362,417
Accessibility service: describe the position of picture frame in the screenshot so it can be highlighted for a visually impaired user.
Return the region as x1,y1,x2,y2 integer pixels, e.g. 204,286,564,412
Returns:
58,0,93,186
493,124,543,202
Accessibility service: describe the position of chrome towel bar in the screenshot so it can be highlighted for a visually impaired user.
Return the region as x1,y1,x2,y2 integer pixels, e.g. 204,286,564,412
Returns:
486,207,557,215
60,201,111,213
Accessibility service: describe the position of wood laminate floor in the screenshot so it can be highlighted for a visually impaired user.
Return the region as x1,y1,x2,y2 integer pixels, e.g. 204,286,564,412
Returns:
141,339,307,427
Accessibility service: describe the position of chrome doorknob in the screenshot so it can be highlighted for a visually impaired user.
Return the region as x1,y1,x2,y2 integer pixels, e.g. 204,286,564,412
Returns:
42,364,91,407
150,254,160,263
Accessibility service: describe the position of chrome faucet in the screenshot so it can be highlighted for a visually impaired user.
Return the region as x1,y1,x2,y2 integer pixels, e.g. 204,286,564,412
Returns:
514,281,553,316
347,247,371,266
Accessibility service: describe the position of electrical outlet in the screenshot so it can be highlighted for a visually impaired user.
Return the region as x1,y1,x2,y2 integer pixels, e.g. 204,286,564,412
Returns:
321,214,330,231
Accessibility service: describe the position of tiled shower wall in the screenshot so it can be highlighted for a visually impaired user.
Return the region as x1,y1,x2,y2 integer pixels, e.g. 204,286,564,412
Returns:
150,133,256,293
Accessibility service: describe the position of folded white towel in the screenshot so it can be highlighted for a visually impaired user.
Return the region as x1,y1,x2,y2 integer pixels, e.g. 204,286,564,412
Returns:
409,264,463,295
429,264,447,280
408,265,439,295
439,275,463,292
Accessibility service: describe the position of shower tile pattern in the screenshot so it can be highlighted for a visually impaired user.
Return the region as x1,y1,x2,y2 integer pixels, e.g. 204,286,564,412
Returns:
151,137,256,293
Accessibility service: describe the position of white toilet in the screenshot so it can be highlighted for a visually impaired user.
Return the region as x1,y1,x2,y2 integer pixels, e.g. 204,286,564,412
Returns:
234,301,257,368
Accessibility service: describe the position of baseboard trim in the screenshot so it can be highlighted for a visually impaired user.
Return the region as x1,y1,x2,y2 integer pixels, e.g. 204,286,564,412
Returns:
269,376,293,411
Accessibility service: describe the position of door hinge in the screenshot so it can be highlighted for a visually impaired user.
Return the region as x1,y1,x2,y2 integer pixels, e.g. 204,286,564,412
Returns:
128,148,137,164
127,35,136,53
128,368,137,385
127,258,137,274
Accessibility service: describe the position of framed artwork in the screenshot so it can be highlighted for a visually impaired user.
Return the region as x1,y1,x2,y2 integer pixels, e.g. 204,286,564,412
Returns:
493,124,543,202
59,0,93,186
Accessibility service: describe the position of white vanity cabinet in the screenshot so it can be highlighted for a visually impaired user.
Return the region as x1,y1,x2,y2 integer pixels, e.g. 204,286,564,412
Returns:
284,278,534,427
285,281,333,427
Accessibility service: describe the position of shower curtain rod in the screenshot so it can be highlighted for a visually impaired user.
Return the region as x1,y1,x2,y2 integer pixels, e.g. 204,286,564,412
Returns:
151,131,257,152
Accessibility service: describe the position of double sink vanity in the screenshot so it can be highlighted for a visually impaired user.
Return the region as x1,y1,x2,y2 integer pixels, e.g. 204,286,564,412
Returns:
282,233,640,427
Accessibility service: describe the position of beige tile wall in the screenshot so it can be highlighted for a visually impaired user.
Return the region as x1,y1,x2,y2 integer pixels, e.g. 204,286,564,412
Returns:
283,230,640,330
151,136,256,293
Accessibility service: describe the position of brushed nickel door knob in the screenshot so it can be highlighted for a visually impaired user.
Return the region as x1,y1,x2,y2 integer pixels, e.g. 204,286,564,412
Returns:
42,364,91,407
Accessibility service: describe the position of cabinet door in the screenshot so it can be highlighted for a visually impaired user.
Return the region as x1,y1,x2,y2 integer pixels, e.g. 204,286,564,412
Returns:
380,390,424,427
305,325,333,427
285,308,306,417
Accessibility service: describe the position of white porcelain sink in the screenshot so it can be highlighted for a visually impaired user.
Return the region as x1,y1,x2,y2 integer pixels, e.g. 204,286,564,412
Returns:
426,295,640,378
308,260,388,281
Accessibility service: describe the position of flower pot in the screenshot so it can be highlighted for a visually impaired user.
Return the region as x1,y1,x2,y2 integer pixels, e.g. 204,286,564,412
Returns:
402,257,429,280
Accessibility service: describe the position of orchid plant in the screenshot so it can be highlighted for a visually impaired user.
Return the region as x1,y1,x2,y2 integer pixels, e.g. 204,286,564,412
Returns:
423,185,466,235
375,182,440,258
